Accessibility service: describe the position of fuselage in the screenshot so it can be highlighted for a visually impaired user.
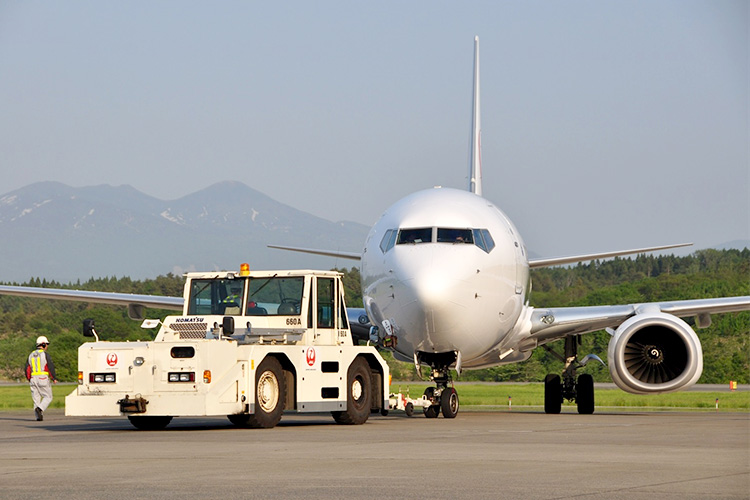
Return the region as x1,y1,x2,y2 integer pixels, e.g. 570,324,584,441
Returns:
360,187,530,368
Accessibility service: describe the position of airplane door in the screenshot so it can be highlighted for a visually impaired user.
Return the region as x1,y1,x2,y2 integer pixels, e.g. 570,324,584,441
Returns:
513,239,525,295
497,212,526,296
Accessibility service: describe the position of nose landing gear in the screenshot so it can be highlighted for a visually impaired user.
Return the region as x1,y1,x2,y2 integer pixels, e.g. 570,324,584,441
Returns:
417,351,460,419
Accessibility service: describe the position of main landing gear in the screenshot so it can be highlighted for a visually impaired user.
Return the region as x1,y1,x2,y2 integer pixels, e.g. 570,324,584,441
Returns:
417,352,459,419
542,335,602,415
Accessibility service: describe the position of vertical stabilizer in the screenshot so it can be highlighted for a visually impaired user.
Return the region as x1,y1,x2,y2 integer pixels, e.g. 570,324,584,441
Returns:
469,36,482,195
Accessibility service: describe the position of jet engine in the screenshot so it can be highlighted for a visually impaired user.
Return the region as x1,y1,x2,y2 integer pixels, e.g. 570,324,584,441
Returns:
608,312,703,394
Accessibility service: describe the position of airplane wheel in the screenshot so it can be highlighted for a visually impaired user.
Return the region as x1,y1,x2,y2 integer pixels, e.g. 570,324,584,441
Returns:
405,402,414,417
544,374,562,414
332,357,371,425
423,387,440,418
440,387,459,419
247,356,286,428
128,415,172,430
576,374,595,414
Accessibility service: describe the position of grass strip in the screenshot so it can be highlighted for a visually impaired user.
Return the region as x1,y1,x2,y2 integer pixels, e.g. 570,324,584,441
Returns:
389,383,749,410
1,383,747,411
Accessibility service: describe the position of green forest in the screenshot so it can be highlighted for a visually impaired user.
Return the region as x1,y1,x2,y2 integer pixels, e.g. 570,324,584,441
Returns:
1,249,748,384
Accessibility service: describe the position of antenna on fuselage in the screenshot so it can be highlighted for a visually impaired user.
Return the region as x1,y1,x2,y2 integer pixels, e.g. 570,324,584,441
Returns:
469,36,482,196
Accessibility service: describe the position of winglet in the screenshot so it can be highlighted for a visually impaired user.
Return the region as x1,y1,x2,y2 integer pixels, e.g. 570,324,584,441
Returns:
469,36,482,196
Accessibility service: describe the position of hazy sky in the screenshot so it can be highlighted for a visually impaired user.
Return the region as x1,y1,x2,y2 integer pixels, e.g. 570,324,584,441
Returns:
1,1,747,259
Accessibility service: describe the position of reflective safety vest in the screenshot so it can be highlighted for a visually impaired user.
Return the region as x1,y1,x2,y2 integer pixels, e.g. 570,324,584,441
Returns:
29,349,49,376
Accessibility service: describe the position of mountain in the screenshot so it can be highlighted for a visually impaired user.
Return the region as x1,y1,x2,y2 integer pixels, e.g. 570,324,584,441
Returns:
714,240,750,251
0,181,369,283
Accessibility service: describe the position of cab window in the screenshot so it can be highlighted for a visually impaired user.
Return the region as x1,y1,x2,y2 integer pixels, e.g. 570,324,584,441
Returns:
188,279,245,315
246,276,304,316
317,277,335,329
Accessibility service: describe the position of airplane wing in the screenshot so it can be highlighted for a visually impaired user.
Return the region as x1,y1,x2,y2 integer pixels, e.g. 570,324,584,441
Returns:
527,295,750,344
270,243,692,267
0,285,183,320
267,245,361,261
528,243,693,268
0,284,384,343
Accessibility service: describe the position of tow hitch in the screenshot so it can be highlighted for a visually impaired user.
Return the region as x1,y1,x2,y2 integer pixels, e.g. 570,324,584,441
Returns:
117,395,149,413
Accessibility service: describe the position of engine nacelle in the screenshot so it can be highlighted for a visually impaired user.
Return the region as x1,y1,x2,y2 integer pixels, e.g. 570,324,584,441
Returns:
608,312,703,394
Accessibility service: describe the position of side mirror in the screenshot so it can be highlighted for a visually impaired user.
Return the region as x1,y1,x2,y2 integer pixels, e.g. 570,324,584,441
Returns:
83,318,96,337
222,316,235,336
368,325,380,344
83,318,100,342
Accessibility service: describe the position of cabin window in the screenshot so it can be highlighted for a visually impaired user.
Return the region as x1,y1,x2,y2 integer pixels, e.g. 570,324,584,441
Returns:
397,227,432,244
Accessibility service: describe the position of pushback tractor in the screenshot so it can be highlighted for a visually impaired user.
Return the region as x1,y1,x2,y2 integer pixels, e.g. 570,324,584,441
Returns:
65,266,389,429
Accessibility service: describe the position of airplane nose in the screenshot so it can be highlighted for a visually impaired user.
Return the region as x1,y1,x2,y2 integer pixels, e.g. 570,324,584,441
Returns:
390,248,476,351
391,248,456,307
410,267,454,309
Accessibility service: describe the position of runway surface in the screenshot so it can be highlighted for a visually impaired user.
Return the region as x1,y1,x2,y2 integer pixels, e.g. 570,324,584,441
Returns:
1,409,747,500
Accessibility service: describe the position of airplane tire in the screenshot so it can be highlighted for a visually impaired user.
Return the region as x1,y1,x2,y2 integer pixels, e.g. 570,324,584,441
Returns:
128,415,173,430
247,356,286,428
544,374,562,414
332,357,371,425
440,387,459,419
423,387,440,418
424,405,440,418
576,374,595,414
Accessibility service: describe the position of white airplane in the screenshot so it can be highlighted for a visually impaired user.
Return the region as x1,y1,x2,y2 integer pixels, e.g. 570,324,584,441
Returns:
1,37,748,418
269,37,750,417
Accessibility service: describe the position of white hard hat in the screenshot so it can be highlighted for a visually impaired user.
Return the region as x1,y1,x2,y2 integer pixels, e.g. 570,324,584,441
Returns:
36,336,50,345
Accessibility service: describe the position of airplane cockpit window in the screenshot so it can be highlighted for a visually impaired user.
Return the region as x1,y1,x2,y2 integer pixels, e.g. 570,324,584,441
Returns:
379,229,398,253
472,229,496,253
397,228,432,244
473,229,487,252
481,229,495,252
437,228,474,244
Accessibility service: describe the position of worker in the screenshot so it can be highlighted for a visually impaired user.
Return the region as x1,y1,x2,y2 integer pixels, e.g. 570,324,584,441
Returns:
222,285,243,315
25,336,57,421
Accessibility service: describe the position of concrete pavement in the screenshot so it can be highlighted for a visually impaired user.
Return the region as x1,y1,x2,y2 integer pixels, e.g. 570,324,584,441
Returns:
0,409,747,499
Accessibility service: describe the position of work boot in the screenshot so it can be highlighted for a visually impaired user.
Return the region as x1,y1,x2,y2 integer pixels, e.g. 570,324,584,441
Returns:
35,407,43,421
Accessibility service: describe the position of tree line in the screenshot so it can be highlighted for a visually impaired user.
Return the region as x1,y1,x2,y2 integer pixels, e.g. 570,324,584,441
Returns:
1,249,747,383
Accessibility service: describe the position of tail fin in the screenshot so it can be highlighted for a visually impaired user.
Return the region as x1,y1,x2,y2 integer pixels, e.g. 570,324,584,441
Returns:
469,36,482,195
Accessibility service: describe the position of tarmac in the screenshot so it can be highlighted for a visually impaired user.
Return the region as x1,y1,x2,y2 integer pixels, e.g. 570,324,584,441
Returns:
0,408,747,500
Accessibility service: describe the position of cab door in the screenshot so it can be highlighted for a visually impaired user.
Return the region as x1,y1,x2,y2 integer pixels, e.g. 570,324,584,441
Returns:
312,276,337,345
